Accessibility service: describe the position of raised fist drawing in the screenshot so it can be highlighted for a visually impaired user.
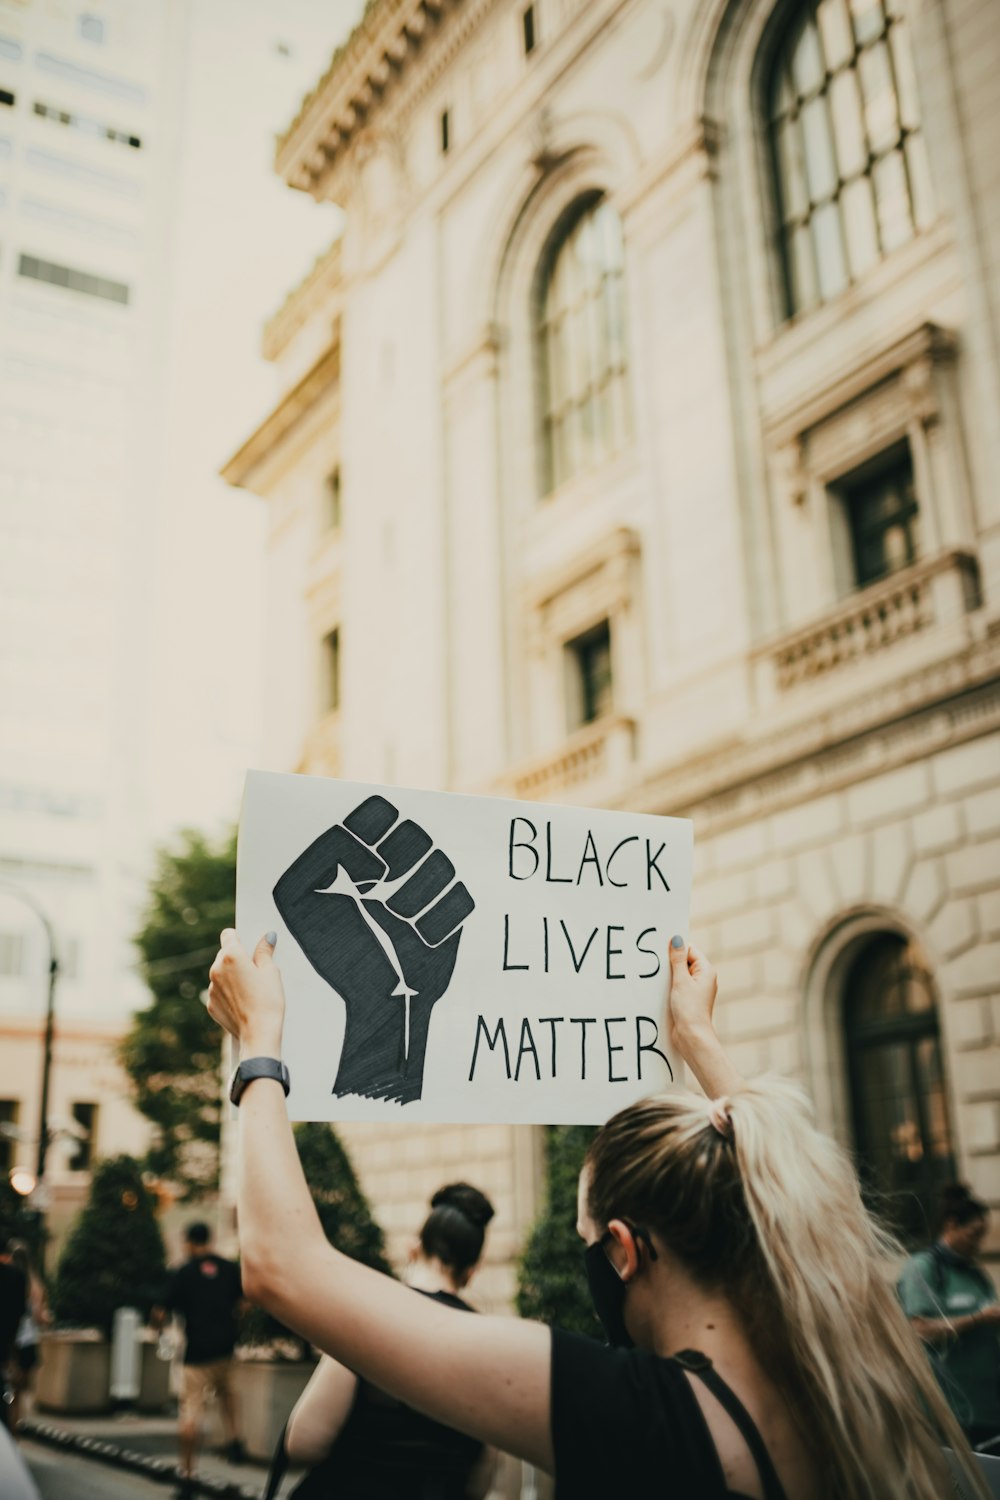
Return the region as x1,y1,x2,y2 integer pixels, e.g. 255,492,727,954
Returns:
273,796,475,1105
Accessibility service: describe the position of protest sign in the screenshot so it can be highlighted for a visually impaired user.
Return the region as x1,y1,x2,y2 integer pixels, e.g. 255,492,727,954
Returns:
237,769,693,1124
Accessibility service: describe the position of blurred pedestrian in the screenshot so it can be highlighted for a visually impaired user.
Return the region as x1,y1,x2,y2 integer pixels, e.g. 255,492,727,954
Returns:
7,1242,49,1429
154,1221,247,1498
0,1238,27,1433
899,1183,1000,1448
206,928,990,1500
273,1182,495,1499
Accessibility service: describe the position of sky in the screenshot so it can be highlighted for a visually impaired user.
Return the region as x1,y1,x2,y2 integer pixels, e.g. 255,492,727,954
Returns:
144,0,361,844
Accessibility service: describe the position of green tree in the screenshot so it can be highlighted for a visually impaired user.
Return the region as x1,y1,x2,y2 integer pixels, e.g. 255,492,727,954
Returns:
516,1125,598,1338
242,1123,392,1353
121,828,236,1196
51,1156,167,1335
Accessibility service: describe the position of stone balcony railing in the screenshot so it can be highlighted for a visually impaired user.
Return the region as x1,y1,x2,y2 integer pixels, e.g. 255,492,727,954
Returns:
511,714,636,801
760,549,981,696
299,711,342,777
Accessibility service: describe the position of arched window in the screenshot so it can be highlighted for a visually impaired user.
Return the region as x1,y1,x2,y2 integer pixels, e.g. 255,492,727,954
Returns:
536,194,630,495
844,932,955,1242
768,0,934,317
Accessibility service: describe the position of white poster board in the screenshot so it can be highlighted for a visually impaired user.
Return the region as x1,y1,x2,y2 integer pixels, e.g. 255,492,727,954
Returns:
237,770,693,1124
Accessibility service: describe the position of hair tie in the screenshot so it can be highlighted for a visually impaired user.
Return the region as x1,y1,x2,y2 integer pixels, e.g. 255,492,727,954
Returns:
707,1097,733,1139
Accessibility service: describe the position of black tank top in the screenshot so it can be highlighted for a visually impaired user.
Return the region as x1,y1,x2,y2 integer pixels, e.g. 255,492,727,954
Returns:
288,1291,484,1500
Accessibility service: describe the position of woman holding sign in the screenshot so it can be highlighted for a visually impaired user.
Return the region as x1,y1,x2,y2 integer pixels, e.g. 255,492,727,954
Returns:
208,932,988,1500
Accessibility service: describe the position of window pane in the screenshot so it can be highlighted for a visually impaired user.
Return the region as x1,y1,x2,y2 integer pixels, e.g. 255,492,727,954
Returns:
849,0,886,46
859,40,899,153
801,96,838,201
842,176,880,275
776,118,810,220
873,147,914,251
905,133,935,230
818,0,854,70
915,1038,954,1162
791,16,825,95
889,19,921,130
812,200,849,298
789,223,818,311
829,68,867,177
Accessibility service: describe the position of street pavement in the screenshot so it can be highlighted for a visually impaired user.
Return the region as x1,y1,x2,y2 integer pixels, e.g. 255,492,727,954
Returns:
23,1438,167,1498
18,1411,304,1498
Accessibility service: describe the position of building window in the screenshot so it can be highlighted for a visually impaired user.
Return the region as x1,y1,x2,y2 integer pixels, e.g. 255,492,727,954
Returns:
68,1101,98,1172
0,1101,18,1177
522,4,536,55
78,14,106,44
440,109,450,154
537,194,630,494
18,252,129,304
0,88,14,108
844,933,954,1243
34,100,142,149
0,932,24,976
565,620,613,729
324,467,342,531
322,629,341,715
830,442,918,590
768,0,934,317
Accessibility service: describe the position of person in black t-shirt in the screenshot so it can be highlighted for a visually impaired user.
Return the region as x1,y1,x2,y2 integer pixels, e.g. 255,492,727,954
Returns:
154,1222,246,1497
207,927,991,1500
277,1182,495,1499
0,1240,27,1434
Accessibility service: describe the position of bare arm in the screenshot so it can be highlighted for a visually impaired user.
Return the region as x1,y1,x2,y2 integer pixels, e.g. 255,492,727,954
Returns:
910,1304,1000,1346
208,932,554,1473
285,1355,359,1466
667,940,745,1098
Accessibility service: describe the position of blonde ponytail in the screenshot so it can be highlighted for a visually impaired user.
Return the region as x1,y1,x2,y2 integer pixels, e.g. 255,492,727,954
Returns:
587,1078,990,1500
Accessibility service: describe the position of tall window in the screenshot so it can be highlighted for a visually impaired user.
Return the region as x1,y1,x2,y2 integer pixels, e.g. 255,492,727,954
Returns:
322,629,341,715
768,0,934,317
68,1101,98,1172
0,1101,18,1177
537,195,630,494
565,621,613,730
828,440,920,592
844,933,954,1242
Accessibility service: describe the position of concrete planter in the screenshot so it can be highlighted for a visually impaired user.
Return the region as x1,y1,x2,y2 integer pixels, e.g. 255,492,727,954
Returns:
35,1331,110,1414
137,1337,171,1412
230,1360,315,1461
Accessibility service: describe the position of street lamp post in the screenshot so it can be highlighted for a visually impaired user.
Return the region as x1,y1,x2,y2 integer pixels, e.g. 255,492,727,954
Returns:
0,882,59,1259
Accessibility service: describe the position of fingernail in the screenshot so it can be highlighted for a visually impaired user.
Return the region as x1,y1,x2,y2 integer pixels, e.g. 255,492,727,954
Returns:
670,934,685,949
265,931,277,947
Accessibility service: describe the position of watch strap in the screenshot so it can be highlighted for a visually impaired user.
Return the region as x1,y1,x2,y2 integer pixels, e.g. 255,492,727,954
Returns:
230,1056,290,1106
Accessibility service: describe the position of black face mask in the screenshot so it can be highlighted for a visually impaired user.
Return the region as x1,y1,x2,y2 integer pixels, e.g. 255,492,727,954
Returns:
584,1235,633,1347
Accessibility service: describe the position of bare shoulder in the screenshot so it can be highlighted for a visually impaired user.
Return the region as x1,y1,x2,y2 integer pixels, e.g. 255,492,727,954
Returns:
682,1366,820,1500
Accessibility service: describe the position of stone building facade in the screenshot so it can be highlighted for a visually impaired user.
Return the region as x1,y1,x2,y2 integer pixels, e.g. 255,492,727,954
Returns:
224,0,1000,1300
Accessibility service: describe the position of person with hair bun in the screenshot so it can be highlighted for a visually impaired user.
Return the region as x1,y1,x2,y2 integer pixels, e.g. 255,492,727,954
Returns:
899,1181,1000,1448
208,928,991,1500
275,1181,496,1499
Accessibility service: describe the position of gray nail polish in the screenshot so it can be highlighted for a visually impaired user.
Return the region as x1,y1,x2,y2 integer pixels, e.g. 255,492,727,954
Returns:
266,931,277,947
670,934,685,949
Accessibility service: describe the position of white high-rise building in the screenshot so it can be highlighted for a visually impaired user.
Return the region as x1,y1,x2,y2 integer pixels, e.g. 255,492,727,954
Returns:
0,0,186,1213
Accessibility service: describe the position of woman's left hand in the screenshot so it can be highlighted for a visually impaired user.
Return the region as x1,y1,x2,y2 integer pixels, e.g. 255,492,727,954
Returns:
207,929,286,1056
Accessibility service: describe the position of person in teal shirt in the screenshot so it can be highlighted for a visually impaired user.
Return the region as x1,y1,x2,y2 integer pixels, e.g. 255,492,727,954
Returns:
899,1183,1000,1448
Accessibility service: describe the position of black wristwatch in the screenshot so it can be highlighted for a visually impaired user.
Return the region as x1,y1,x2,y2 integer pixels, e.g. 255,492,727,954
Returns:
229,1057,291,1106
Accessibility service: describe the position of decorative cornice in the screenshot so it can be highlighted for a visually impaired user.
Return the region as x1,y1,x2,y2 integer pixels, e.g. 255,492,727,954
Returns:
276,0,465,196
221,342,341,489
262,238,343,362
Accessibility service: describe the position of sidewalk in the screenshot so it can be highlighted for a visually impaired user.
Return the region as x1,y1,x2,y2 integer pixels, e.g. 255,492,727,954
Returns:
21,1410,303,1498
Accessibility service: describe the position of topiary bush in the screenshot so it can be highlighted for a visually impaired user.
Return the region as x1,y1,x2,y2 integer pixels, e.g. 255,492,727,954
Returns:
517,1125,599,1338
241,1123,392,1355
51,1155,167,1335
